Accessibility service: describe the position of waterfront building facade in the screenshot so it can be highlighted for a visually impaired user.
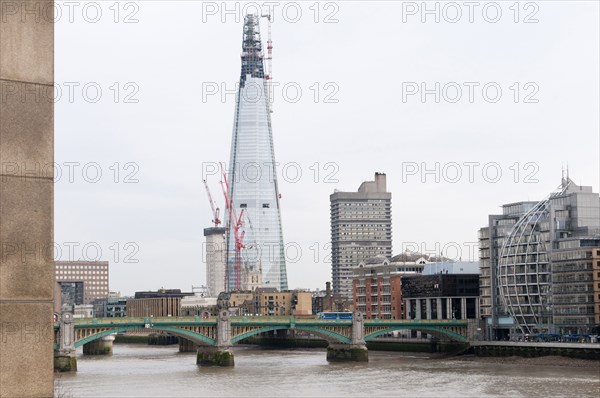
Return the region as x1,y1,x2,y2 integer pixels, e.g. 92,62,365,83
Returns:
480,178,600,338
180,294,219,316
331,172,392,299
478,202,535,339
127,289,194,317
401,273,480,320
351,253,424,319
551,238,600,335
216,291,254,315
251,289,312,316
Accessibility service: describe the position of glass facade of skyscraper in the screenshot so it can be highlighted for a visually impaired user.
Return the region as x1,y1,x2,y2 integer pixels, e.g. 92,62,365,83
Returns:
225,15,287,291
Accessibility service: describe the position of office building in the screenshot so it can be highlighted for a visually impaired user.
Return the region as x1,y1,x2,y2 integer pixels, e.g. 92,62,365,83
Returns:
551,238,600,335
127,289,194,317
54,261,109,306
401,273,480,320
479,177,600,339
331,172,392,298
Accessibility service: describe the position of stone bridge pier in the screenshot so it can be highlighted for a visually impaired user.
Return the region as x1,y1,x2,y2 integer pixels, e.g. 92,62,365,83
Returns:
326,311,368,362
83,335,114,355
197,310,234,367
54,306,77,372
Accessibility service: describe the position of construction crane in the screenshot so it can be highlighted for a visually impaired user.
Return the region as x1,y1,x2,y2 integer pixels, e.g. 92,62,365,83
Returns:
203,179,221,227
261,13,273,113
220,165,246,291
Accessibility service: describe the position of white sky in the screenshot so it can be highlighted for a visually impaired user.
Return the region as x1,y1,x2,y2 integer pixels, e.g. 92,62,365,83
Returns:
54,1,600,295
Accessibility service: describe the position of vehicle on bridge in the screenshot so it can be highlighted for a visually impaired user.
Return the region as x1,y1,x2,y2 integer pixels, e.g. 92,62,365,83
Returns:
317,312,353,320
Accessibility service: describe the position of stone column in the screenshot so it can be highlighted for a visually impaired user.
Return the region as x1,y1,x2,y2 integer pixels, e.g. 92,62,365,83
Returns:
197,310,234,366
415,299,422,320
326,311,368,362
461,298,467,320
447,298,453,319
83,335,114,356
436,298,443,320
425,299,432,320
54,306,77,372
179,337,198,352
1,2,54,393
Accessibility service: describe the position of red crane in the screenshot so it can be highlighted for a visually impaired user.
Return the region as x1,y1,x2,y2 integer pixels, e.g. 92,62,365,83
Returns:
220,165,246,290
203,179,221,227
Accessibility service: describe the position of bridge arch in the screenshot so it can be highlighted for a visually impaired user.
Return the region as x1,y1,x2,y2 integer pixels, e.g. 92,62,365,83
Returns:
230,325,352,345
75,326,217,348
364,326,468,343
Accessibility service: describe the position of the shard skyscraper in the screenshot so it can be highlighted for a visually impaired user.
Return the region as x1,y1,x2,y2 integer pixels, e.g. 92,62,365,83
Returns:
225,15,288,292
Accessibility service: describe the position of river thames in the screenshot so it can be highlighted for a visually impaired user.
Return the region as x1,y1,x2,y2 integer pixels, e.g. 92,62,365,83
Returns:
56,344,600,397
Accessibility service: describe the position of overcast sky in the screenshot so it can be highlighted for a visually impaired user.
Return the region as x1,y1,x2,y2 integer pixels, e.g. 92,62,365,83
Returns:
54,1,599,295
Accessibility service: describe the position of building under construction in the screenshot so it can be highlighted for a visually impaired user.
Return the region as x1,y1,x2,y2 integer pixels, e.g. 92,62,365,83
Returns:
222,14,288,292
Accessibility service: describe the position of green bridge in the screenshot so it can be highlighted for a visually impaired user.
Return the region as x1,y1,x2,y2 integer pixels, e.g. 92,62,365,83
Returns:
54,309,473,371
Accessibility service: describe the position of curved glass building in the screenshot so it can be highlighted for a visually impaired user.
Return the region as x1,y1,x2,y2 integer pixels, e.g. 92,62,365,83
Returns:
225,15,287,291
496,178,600,336
497,193,554,334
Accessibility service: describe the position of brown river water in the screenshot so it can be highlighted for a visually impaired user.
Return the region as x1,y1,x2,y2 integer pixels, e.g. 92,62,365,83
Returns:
55,344,600,397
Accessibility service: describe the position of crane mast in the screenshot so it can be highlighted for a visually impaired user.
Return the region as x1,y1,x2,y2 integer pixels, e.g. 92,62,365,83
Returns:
261,14,273,113
203,179,221,227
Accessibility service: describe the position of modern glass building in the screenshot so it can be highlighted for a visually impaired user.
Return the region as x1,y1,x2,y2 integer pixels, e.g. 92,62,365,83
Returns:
225,15,287,291
480,177,600,339
497,193,555,334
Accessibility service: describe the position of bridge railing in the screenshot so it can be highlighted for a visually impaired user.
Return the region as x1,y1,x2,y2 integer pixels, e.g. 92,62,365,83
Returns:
71,316,218,325
364,319,468,325
63,316,469,327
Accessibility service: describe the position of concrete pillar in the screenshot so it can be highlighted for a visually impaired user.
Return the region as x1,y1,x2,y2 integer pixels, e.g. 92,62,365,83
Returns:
198,310,234,366
404,299,410,319
461,298,467,320
447,298,453,319
179,337,198,352
326,311,368,362
416,299,422,320
0,1,55,394
197,346,234,367
425,299,432,320
436,298,443,320
54,306,77,372
83,335,114,355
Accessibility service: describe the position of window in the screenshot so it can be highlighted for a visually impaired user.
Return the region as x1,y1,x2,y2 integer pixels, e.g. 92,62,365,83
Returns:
240,204,247,208
262,203,270,208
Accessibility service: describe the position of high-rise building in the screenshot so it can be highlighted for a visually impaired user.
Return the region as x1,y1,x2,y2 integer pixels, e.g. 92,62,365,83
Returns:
225,14,287,291
54,261,109,306
330,172,392,298
478,202,536,339
479,177,600,339
204,226,227,297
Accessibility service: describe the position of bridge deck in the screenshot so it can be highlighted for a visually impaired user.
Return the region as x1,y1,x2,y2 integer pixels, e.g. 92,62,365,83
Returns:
58,316,468,328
